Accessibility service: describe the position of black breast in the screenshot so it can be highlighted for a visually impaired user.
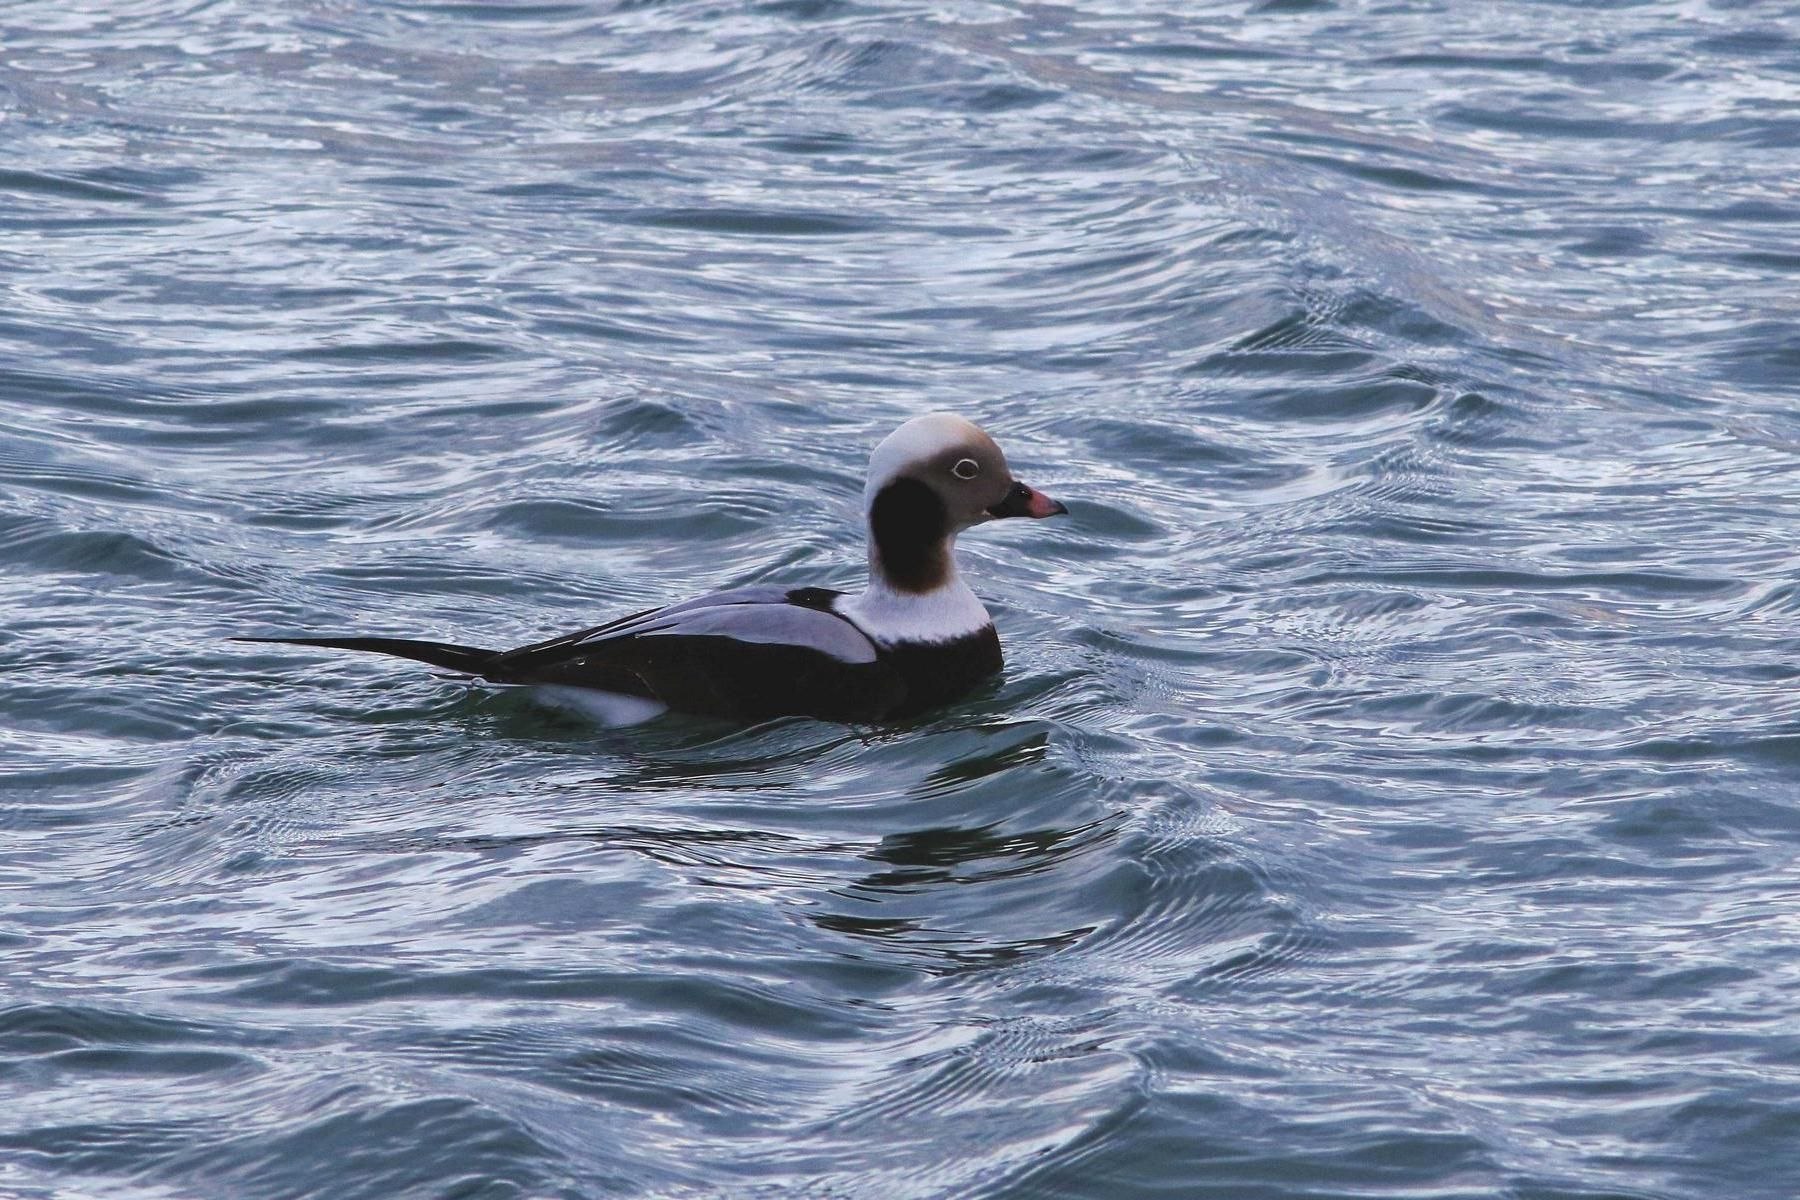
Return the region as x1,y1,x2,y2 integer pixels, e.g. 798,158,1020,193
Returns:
878,625,1004,717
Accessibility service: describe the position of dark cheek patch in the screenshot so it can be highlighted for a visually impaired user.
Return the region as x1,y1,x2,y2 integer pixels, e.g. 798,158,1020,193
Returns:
870,478,951,593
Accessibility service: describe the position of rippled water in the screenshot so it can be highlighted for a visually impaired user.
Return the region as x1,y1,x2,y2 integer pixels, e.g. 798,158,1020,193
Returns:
5,2,1799,1197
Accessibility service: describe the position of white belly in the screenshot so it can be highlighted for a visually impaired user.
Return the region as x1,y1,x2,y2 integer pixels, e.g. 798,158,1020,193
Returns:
531,685,668,727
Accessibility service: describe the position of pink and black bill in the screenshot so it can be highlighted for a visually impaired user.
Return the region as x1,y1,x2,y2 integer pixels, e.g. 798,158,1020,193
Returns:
987,481,1068,520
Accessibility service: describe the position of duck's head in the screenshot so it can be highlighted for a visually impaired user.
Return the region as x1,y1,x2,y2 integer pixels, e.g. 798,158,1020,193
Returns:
862,413,1066,593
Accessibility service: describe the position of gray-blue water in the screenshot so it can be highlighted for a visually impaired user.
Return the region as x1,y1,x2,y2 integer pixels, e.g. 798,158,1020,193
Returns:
5,3,1799,1197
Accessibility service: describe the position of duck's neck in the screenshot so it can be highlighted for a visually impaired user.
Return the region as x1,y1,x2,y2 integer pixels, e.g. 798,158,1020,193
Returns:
839,532,992,647
836,476,992,646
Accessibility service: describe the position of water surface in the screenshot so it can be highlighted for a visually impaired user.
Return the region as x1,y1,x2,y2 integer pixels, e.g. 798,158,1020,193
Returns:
4,2,1799,1198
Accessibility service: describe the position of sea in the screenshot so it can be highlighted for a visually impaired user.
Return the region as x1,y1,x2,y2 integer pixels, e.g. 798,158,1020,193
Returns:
3,2,1798,1197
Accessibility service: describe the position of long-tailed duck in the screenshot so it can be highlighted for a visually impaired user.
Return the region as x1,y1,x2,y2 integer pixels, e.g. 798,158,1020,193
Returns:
239,413,1065,724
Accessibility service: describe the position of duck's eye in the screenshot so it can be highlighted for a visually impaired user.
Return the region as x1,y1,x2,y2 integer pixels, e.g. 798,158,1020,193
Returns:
952,458,980,480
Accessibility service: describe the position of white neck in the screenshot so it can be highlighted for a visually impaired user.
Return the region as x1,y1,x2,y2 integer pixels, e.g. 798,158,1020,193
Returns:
836,535,992,647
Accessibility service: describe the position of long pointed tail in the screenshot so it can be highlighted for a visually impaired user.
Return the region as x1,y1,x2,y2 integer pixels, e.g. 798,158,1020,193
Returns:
234,636,500,677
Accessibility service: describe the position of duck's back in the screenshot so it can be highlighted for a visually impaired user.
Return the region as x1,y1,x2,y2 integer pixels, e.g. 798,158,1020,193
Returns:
492,586,905,722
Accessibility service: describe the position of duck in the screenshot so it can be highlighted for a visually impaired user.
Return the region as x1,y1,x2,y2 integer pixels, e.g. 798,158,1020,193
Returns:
238,413,1066,725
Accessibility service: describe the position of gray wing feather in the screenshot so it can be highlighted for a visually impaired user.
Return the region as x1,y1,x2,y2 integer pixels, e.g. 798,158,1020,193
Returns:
627,585,794,623
635,604,877,664
509,586,877,666
569,586,794,644
493,586,802,669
